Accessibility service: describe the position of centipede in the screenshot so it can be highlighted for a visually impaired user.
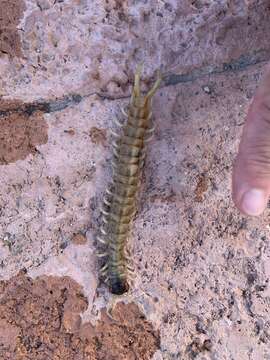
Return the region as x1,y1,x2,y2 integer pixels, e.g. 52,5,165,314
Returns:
97,66,161,295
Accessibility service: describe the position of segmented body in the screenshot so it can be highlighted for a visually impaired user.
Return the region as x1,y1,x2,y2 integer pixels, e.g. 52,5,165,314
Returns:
98,68,161,295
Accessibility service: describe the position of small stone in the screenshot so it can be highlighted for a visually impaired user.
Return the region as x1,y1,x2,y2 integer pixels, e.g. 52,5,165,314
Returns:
203,86,211,94
89,127,107,145
64,128,75,136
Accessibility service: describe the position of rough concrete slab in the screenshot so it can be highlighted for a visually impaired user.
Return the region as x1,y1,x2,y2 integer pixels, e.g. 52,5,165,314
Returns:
0,0,270,100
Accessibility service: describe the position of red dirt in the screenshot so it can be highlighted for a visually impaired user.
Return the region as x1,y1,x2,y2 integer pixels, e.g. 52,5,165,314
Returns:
89,127,107,146
0,271,160,360
0,100,48,164
0,0,25,57
194,174,208,202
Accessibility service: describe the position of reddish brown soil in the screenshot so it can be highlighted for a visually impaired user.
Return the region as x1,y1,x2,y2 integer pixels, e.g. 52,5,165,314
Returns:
0,272,160,360
72,233,88,245
0,100,48,164
89,127,107,146
194,174,209,202
0,0,25,57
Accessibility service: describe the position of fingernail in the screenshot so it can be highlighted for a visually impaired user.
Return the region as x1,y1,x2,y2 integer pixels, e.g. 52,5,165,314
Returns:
241,189,267,216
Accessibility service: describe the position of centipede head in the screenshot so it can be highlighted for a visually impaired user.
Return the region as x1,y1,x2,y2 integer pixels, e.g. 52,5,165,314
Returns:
132,64,162,108
110,279,129,295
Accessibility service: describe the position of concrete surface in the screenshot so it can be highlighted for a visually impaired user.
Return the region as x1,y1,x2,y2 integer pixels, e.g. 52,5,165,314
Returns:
1,0,270,359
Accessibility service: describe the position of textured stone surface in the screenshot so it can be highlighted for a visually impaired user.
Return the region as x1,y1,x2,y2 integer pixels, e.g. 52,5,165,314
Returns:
138,66,270,359
1,0,270,359
0,0,270,99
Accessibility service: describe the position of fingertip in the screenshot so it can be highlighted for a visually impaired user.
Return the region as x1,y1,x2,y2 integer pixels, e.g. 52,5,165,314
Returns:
231,64,270,216
232,157,269,216
239,188,268,216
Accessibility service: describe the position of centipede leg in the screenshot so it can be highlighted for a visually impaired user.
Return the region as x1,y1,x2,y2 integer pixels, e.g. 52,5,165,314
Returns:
120,106,128,117
97,236,107,245
127,264,134,272
112,140,119,149
113,117,124,128
96,251,108,258
100,206,109,216
105,188,114,196
110,128,121,138
144,134,154,143
144,125,156,143
146,125,156,134
103,198,111,207
100,227,108,235
100,263,109,275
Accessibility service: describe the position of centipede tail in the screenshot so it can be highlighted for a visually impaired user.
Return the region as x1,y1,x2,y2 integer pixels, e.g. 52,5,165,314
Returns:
98,66,161,295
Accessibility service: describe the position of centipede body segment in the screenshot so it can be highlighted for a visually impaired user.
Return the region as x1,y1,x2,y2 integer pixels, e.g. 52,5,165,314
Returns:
98,67,161,295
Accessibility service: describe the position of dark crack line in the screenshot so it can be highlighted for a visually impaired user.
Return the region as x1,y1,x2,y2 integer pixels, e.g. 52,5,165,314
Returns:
0,50,269,117
163,49,270,87
0,90,128,118
99,49,270,99
87,50,270,101
0,93,86,118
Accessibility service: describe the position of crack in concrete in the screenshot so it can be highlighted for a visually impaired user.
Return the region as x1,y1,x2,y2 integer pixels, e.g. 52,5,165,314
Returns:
0,50,269,117
163,49,270,87
0,93,85,117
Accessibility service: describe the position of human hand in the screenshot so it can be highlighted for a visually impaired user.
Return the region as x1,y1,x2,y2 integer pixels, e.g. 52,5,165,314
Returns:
232,64,270,216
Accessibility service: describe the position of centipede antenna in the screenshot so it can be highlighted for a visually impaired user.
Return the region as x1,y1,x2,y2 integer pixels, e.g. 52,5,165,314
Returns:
134,64,143,97
143,70,162,104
